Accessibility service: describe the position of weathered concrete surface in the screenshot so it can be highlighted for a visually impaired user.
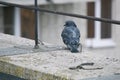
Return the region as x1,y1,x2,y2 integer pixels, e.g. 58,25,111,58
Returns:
0,33,120,80
82,75,120,80
0,72,25,80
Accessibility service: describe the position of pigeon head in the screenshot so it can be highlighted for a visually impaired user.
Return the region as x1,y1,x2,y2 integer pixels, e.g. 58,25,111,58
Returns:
64,21,77,27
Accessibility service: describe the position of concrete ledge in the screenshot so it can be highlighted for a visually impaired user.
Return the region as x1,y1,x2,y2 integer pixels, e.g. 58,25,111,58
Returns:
0,60,67,80
0,33,120,80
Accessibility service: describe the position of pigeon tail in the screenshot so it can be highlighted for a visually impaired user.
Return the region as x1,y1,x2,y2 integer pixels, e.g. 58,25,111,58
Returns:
71,49,79,53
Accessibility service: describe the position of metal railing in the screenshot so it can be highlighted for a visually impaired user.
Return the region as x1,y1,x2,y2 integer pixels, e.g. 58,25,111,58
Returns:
34,0,39,48
0,0,120,48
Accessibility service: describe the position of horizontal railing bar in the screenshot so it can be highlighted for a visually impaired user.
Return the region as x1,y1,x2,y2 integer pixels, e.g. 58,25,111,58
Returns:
0,1,120,25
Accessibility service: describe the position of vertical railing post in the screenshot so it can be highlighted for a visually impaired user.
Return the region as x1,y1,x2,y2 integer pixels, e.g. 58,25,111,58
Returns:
34,0,39,48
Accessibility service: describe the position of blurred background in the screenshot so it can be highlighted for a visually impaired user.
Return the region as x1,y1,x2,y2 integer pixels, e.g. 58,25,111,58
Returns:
0,0,120,55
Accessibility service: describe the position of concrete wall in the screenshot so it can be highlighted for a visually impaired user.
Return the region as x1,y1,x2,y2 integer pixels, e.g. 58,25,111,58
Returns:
0,0,94,5
87,0,120,55
39,3,87,45
112,0,120,47
0,8,4,32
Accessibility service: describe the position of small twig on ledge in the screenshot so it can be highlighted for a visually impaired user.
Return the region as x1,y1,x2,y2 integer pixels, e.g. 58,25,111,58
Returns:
69,62,103,70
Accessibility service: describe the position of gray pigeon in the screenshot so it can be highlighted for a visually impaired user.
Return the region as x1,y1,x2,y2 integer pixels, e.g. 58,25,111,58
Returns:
61,21,80,53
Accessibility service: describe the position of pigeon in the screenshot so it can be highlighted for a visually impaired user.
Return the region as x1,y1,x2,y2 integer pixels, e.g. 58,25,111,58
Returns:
61,21,80,53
